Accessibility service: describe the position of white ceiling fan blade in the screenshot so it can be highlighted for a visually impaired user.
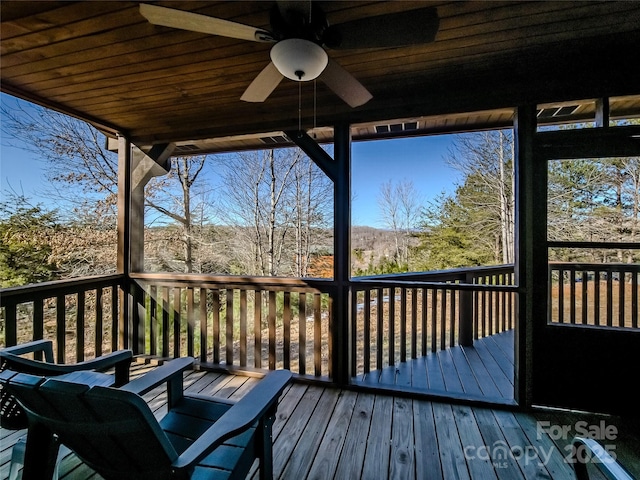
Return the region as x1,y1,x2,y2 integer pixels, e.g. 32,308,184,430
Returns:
139,4,274,42
320,59,372,108
241,62,285,102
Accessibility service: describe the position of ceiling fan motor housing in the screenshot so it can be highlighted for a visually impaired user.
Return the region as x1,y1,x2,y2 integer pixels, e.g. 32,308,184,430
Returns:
270,38,328,81
269,3,333,45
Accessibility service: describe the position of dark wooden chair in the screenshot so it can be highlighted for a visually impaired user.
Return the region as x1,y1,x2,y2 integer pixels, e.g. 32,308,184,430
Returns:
0,340,133,480
0,339,132,430
1,357,292,480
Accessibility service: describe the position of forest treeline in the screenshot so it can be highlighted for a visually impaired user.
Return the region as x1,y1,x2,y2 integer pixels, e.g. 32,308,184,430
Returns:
1,100,639,288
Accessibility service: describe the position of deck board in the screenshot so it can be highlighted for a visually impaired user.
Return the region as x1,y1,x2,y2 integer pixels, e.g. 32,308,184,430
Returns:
361,394,393,480
389,397,415,479
2,358,639,480
335,393,373,479
352,330,515,403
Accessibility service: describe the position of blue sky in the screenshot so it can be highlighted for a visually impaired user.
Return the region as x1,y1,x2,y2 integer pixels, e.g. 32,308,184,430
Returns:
1,95,460,227
352,136,458,227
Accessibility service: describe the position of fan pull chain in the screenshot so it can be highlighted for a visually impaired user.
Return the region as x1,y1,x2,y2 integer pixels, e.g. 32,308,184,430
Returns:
298,80,302,136
313,79,317,138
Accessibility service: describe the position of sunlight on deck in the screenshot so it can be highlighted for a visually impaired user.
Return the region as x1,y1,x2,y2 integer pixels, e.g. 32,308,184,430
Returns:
2,363,639,480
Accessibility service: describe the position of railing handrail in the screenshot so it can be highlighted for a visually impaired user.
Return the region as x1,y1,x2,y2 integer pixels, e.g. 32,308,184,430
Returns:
0,274,124,305
130,272,335,292
355,264,515,282
352,279,518,292
549,262,640,272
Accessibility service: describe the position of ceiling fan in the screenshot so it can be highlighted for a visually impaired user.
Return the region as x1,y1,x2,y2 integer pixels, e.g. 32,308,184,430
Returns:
139,2,439,108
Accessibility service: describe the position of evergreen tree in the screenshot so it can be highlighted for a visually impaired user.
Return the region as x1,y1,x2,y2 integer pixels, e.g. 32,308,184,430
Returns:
0,195,59,287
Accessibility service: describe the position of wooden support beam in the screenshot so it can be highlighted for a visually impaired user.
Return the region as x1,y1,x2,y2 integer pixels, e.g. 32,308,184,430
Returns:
332,123,352,386
130,143,174,273
513,105,539,410
131,143,173,191
535,125,640,159
284,130,336,181
117,135,132,350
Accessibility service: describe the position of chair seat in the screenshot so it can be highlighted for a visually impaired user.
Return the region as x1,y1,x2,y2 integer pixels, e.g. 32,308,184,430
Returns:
161,395,259,480
56,370,115,387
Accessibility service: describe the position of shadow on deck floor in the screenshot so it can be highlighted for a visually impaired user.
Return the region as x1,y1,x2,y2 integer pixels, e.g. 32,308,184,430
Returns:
2,354,639,480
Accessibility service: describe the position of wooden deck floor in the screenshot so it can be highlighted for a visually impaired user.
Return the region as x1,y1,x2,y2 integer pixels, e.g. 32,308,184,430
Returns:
353,330,515,404
3,357,640,480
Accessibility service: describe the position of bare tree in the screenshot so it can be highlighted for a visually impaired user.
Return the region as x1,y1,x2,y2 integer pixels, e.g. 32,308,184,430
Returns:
290,153,333,277
145,156,208,273
378,179,422,265
217,148,332,276
1,98,118,221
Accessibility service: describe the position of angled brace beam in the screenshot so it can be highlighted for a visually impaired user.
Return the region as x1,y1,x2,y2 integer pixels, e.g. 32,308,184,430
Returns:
131,142,174,191
284,130,337,181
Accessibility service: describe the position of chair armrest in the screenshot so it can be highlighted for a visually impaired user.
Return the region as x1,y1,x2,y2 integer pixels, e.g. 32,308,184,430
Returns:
0,350,133,386
572,437,634,480
172,370,292,471
1,340,54,363
120,357,193,398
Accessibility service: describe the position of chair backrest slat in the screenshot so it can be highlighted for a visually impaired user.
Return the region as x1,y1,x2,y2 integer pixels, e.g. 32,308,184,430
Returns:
7,374,179,480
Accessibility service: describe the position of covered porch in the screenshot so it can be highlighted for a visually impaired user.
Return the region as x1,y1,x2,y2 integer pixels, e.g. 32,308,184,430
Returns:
2,2,640,478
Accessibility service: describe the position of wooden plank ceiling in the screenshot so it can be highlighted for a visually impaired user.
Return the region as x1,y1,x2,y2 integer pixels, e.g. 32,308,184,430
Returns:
2,1,640,154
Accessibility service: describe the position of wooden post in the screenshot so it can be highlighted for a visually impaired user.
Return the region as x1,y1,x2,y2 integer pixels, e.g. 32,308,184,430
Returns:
513,105,540,409
332,123,352,386
129,144,172,354
117,135,132,350
459,272,474,346
287,127,351,384
595,97,610,128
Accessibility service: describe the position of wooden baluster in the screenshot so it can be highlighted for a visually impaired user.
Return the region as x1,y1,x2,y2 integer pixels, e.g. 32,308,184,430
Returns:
363,289,371,374
298,292,306,376
254,290,261,368
283,291,290,370
227,289,235,366
268,290,276,370
200,288,208,363
76,291,85,362
240,289,248,367
96,287,104,358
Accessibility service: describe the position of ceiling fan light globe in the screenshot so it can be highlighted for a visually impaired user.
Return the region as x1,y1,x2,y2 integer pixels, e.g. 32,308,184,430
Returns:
270,38,328,81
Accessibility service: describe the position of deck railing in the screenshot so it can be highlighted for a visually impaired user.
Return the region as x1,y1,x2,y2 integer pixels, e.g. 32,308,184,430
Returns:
129,273,334,380
0,274,124,363
351,265,517,377
549,262,639,328
5,263,635,382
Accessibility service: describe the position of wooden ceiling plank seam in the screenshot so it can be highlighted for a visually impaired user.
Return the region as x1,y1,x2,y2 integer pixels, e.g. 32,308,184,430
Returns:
2,30,269,87
436,1,569,36
0,1,69,24
0,3,273,71
1,5,143,56
5,52,266,102
435,1,615,39
1,2,126,40
0,1,273,68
